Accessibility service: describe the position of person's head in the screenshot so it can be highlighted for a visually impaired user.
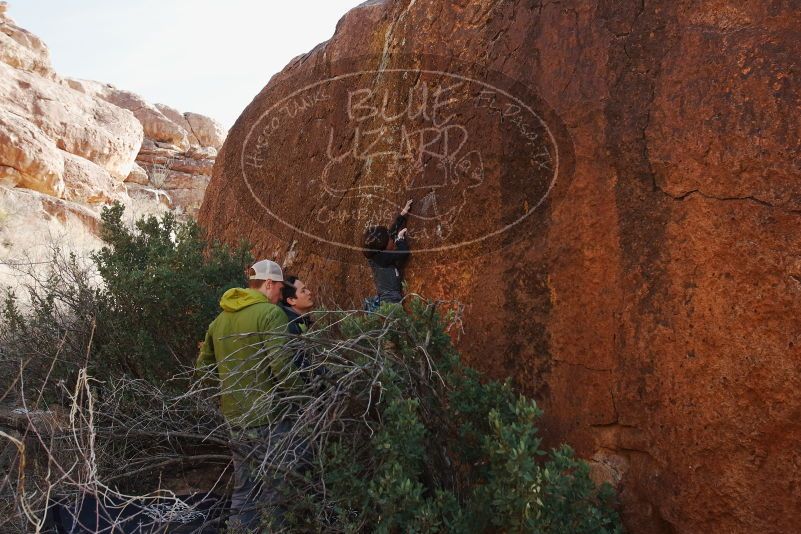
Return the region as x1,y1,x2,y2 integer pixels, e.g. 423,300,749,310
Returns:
281,275,314,313
363,226,389,258
246,259,285,304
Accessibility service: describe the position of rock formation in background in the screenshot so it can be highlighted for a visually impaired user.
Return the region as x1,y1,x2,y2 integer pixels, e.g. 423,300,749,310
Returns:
0,1,225,282
199,0,801,532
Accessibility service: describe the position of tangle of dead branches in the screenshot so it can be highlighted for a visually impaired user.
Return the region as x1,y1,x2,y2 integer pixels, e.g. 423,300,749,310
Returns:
0,295,467,533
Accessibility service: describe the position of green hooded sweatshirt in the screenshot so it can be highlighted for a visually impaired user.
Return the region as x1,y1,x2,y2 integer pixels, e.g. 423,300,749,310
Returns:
196,288,298,428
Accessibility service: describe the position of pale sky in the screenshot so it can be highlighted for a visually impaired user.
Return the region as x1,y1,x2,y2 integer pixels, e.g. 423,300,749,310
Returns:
10,0,362,129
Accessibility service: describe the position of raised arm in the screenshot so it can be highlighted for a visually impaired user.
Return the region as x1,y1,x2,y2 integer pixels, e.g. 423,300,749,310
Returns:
389,199,413,239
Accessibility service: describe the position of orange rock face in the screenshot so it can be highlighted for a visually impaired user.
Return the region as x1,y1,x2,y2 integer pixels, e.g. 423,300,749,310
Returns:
199,1,801,532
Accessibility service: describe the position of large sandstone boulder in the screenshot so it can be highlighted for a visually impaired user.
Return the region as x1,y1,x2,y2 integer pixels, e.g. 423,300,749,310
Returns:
0,2,224,294
66,78,190,152
0,1,226,232
0,109,64,196
184,112,226,150
0,63,143,180
62,152,127,205
199,1,801,532
62,79,223,217
0,1,54,78
154,103,200,146
68,81,227,153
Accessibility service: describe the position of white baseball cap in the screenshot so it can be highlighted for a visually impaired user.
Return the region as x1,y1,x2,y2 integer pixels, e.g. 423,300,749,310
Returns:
248,259,285,282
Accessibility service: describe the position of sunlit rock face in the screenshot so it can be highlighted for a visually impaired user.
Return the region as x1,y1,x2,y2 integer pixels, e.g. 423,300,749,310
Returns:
0,1,226,286
200,1,801,532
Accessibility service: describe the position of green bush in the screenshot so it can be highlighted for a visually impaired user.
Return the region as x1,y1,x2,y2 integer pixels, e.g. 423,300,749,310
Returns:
0,203,252,394
91,203,252,382
274,299,624,533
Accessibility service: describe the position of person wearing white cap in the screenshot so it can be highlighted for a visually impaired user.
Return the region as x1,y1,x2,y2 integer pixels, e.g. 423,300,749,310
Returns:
197,259,300,531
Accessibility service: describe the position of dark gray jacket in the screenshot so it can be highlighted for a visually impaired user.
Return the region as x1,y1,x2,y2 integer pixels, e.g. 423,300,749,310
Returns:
367,214,410,304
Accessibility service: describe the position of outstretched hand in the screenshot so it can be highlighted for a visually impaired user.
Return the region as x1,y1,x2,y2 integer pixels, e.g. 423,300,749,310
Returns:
400,199,413,216
396,228,408,240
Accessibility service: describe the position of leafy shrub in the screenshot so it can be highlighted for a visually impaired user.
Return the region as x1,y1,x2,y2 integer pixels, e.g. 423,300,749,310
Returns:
91,203,251,382
0,202,252,396
272,299,624,533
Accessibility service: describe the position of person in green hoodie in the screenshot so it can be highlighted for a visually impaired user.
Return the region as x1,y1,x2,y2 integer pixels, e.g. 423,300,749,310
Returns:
196,259,300,532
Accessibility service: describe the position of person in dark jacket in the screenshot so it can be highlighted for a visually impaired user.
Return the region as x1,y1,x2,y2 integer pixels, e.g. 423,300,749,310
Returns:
363,199,413,310
279,276,321,380
279,276,314,337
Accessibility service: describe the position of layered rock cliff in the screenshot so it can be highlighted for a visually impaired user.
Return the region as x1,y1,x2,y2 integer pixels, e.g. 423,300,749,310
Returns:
199,0,801,532
0,1,224,282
